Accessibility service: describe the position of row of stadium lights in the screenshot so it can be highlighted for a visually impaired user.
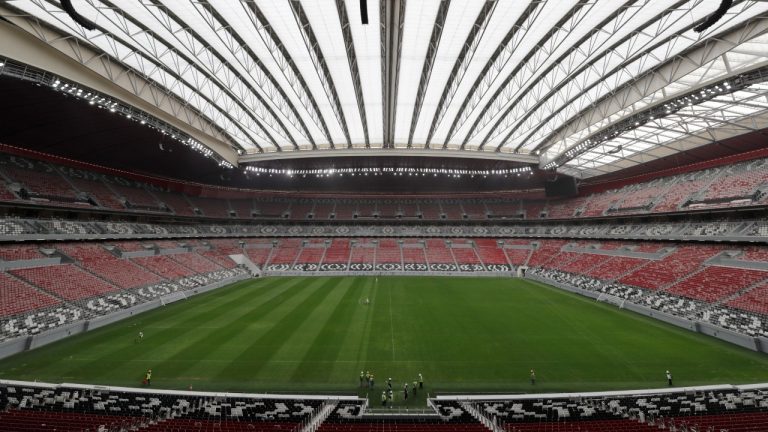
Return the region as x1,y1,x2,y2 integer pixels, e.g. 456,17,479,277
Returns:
47,77,235,169
244,166,533,179
548,79,741,170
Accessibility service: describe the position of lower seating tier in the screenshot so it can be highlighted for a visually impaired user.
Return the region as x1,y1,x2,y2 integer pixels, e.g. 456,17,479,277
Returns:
1,239,247,341
2,371,768,431
4,237,768,340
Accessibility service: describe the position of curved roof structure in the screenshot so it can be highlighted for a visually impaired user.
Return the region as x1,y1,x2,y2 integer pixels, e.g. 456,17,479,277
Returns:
1,0,767,178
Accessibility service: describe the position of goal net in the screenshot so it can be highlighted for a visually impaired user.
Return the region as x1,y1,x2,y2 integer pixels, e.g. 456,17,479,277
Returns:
596,292,626,309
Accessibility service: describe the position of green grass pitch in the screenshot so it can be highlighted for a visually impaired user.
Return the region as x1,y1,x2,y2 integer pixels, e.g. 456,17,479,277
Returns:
1,276,768,407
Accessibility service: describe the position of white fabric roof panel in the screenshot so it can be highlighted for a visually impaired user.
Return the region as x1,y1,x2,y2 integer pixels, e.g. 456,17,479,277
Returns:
1,0,767,177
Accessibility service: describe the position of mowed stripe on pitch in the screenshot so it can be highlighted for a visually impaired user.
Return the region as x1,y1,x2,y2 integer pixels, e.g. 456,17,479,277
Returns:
151,277,311,381
53,279,276,380
4,277,768,395
213,277,341,384
289,277,360,383
250,278,355,386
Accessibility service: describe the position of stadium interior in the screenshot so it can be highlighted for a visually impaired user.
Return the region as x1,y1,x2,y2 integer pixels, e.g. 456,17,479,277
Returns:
1,0,768,430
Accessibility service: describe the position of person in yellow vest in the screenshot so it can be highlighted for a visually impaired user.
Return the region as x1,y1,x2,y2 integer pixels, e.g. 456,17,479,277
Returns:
144,369,152,386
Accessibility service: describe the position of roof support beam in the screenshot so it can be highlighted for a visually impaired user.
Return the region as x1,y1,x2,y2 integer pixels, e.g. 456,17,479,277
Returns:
499,0,699,153
289,0,353,148
98,0,276,151
240,0,336,149
407,0,450,147
191,0,319,149
138,0,299,150
473,0,599,150
0,6,239,164
442,1,545,149
335,0,370,148
534,12,768,157
381,0,405,148
425,0,495,148
16,0,276,151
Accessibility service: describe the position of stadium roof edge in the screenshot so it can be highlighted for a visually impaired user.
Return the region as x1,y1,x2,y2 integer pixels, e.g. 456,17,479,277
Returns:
238,148,540,164
0,9,240,166
4,1,767,179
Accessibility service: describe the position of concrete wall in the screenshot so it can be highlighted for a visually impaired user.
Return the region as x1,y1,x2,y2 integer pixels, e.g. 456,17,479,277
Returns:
622,302,698,332
0,275,249,360
119,250,155,259
527,275,764,354
0,336,29,360
87,301,162,331
758,337,768,353
698,321,760,351
0,257,60,271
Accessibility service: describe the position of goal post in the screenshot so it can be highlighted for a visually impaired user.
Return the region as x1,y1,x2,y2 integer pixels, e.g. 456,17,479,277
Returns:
596,292,626,309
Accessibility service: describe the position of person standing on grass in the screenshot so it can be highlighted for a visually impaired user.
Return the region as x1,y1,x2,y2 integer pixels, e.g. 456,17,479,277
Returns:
387,377,392,390
144,369,152,386
381,391,387,406
387,389,393,407
403,383,409,401
412,381,418,396
360,371,364,388
418,373,423,389
136,331,143,343
530,369,536,385
666,370,673,386
370,374,375,389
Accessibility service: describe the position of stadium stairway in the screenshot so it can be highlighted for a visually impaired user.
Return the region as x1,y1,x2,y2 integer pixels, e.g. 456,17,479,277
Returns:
461,401,505,432
300,401,338,432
